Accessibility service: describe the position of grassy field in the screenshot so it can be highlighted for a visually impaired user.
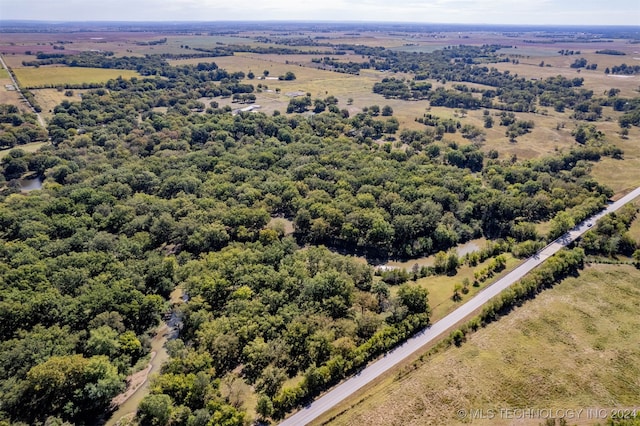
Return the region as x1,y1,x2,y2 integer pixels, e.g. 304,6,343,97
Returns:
318,264,640,426
591,124,640,194
172,48,634,163
1,54,32,69
491,61,640,98
12,66,140,88
0,82,26,112
417,254,521,322
0,141,48,159
173,53,384,117
32,88,85,117
171,52,603,162
380,240,524,323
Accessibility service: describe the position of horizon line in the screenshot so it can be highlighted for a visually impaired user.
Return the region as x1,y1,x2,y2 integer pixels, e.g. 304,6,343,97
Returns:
0,19,639,29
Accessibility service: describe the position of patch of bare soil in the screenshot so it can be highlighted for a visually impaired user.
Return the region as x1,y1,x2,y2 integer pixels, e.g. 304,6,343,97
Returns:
110,351,157,407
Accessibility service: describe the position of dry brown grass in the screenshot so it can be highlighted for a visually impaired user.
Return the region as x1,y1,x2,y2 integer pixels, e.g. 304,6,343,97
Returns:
0,31,173,58
491,61,640,98
591,124,640,194
171,50,635,165
13,66,140,89
32,88,86,119
318,264,640,426
173,53,386,116
0,79,27,112
2,54,31,69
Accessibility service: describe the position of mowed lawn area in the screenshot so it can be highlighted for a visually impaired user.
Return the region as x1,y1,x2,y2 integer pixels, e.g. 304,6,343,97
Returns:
319,264,640,426
12,67,140,88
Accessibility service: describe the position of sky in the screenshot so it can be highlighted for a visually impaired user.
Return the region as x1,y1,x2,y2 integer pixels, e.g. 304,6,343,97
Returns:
1,0,639,26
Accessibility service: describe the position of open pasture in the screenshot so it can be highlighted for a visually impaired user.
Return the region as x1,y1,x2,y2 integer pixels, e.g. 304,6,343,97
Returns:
0,44,82,56
174,48,627,163
0,88,25,112
591,124,640,194
0,69,29,111
1,54,35,69
12,66,140,88
491,59,640,97
0,31,165,57
32,88,85,118
0,141,48,160
319,264,640,426
182,52,383,110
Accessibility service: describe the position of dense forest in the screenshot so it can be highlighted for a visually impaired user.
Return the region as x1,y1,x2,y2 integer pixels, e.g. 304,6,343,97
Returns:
0,104,48,149
1,41,638,425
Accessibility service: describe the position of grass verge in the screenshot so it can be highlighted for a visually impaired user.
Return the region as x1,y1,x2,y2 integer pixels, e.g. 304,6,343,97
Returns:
317,264,640,426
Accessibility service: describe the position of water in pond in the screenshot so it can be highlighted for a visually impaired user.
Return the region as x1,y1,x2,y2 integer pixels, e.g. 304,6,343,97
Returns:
18,176,43,191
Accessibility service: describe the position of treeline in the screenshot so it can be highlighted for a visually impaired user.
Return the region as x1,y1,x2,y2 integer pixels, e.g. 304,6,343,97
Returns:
606,63,640,75
0,105,48,149
446,248,586,348
256,36,325,47
304,44,506,77
190,44,334,56
595,49,626,55
135,37,168,46
373,72,602,115
579,204,638,257
345,42,636,117
440,208,640,353
142,243,429,423
616,97,640,128
21,52,239,79
416,112,461,138
15,81,106,90
20,89,42,113
378,239,516,287
22,53,256,99
349,44,504,74
429,87,481,109
373,77,432,100
570,57,597,70
312,56,371,75
22,52,171,76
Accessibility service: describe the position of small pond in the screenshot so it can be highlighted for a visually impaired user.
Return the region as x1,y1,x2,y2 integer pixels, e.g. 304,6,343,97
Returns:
18,175,43,192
